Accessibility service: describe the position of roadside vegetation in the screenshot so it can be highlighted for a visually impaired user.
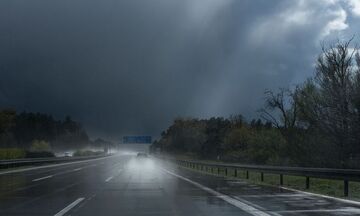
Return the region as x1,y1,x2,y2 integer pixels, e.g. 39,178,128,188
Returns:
0,111,113,160
0,148,26,159
0,111,89,151
73,149,104,157
152,39,360,169
181,163,360,200
0,140,54,159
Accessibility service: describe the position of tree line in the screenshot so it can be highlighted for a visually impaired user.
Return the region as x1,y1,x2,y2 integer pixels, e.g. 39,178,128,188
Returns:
151,39,360,169
0,110,90,150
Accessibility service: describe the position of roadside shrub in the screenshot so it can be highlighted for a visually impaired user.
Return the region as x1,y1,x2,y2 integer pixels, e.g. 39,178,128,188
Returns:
222,128,286,165
30,140,51,152
246,129,286,165
73,150,103,157
24,140,55,158
0,148,26,159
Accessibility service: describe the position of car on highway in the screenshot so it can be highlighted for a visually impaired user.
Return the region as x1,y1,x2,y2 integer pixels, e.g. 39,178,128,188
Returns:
136,152,148,158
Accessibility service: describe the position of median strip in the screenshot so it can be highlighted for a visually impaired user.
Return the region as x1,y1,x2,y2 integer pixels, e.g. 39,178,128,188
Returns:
54,197,85,216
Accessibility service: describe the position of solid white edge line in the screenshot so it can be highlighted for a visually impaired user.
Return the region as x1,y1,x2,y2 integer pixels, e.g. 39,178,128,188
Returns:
279,186,360,206
54,197,85,216
161,168,270,216
32,175,53,182
274,207,360,214
105,176,114,182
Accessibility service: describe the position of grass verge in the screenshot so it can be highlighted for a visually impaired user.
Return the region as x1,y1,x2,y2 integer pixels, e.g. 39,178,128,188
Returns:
179,163,360,201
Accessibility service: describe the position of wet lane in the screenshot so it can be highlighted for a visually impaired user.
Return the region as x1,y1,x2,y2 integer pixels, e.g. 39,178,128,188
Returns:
1,155,360,216
73,158,253,216
0,155,127,215
165,162,360,216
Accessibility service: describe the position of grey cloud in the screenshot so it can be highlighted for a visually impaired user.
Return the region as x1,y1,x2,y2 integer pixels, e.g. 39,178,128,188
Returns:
0,0,359,140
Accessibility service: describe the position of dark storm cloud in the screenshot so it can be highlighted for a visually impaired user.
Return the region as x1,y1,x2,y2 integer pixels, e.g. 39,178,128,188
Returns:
1,0,359,140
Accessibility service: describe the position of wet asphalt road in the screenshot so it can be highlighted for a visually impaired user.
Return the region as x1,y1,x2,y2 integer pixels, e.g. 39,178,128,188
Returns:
1,154,360,216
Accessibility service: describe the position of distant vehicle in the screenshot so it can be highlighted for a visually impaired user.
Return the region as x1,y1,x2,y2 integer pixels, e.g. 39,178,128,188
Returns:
64,152,71,157
136,152,148,158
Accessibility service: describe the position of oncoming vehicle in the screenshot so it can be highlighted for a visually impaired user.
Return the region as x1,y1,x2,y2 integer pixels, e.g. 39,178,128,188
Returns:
136,152,148,158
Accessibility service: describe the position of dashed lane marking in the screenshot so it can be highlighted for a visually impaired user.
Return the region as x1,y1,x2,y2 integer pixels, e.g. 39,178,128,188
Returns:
32,175,53,182
54,198,85,216
105,176,114,182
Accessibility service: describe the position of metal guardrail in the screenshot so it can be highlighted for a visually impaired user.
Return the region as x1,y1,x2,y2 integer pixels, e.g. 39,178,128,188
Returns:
0,155,108,169
169,158,360,197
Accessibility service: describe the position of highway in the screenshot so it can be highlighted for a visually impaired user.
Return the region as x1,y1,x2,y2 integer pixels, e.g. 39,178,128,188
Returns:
1,154,360,216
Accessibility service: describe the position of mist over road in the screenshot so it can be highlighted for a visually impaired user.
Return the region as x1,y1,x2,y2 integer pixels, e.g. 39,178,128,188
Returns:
1,152,360,216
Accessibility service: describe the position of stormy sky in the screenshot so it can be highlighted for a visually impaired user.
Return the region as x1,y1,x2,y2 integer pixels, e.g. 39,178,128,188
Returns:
1,0,360,140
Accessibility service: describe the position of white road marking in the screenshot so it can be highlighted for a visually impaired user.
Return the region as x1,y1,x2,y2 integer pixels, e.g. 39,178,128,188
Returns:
105,176,114,182
54,198,85,216
274,207,360,214
162,168,270,216
73,168,82,171
32,175,53,182
280,186,360,206
238,193,308,198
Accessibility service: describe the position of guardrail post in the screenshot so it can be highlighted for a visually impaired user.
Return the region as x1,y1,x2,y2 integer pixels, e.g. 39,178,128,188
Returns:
164,159,359,197
306,177,310,189
344,180,349,197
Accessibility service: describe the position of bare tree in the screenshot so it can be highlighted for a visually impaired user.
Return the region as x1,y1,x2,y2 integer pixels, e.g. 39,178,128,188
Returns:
312,39,359,166
260,88,298,131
